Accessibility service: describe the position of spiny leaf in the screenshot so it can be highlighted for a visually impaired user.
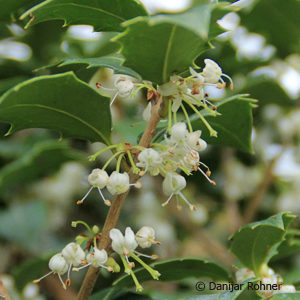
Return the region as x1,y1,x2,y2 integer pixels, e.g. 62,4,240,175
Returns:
230,212,296,275
20,0,148,32
191,94,257,153
115,1,219,84
57,54,141,80
0,72,112,144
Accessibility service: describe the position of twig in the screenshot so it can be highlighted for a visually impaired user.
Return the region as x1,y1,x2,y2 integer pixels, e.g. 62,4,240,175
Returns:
76,95,163,300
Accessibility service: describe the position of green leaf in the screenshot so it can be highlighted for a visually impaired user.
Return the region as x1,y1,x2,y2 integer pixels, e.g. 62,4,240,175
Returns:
115,2,219,84
230,212,296,275
0,202,48,253
240,0,300,58
57,54,141,80
0,140,83,192
20,0,148,32
235,76,295,107
269,294,300,300
113,258,230,288
191,94,256,153
271,230,300,261
0,72,112,144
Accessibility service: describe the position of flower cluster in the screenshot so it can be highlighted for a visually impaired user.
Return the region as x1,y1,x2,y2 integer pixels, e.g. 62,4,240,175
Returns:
235,266,296,297
33,242,109,289
33,222,159,292
33,222,118,289
109,226,160,291
77,167,141,206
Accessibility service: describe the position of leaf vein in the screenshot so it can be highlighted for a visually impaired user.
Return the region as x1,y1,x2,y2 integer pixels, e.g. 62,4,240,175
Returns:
162,25,177,83
4,104,109,145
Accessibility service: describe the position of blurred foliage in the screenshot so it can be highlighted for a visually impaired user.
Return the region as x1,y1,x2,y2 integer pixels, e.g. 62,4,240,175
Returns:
0,0,299,299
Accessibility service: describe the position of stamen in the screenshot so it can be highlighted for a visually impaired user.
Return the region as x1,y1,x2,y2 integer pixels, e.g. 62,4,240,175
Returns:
97,188,111,206
66,264,72,286
162,193,173,207
77,186,93,205
110,92,119,106
183,99,217,137
178,193,196,211
33,271,53,283
73,264,91,271
66,278,71,288
221,73,234,90
58,274,66,290
134,250,157,259
198,167,216,185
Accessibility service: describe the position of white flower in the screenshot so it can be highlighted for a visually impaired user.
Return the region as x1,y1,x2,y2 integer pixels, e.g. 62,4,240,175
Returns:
62,242,85,267
86,248,108,267
33,253,69,288
136,226,157,248
203,59,233,89
162,172,196,210
235,268,255,283
137,148,163,176
203,59,223,84
277,285,296,294
163,172,186,196
186,130,207,151
49,253,69,275
78,169,110,206
107,171,130,195
114,76,135,98
109,227,138,255
88,168,109,188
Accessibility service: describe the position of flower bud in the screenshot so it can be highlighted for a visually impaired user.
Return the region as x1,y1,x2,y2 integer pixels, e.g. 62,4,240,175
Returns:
92,225,100,234
49,253,69,275
62,242,85,267
88,169,109,188
107,171,130,195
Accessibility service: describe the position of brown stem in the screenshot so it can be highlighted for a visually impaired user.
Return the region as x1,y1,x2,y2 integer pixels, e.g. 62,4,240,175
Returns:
76,96,163,300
